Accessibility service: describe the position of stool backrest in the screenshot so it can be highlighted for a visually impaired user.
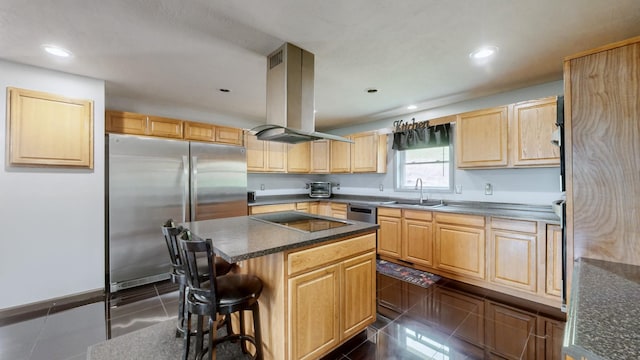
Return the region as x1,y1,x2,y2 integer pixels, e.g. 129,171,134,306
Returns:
161,219,184,272
179,234,219,305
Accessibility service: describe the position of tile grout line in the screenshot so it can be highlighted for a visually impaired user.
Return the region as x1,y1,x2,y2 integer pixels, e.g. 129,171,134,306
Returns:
26,303,54,360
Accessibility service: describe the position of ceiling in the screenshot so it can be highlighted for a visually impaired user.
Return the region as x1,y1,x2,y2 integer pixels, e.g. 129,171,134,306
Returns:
2,1,639,130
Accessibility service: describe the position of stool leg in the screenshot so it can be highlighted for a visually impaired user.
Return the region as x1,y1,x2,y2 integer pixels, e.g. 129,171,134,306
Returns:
195,315,204,358
182,310,191,360
225,314,233,337
176,282,186,338
239,310,247,353
252,303,263,360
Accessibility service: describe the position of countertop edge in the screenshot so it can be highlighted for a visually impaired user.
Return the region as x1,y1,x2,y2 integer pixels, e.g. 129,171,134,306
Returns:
248,195,560,224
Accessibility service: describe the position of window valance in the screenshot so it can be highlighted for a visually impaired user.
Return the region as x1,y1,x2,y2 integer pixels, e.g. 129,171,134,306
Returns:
392,119,451,150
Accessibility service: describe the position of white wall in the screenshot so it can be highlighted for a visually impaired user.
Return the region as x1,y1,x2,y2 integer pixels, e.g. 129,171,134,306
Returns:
251,81,564,205
0,60,105,310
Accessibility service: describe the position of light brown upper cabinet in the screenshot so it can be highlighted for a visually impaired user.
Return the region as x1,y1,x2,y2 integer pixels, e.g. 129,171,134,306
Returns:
456,106,509,168
184,121,215,142
351,131,387,173
106,111,182,139
7,87,94,168
456,97,559,169
510,97,560,166
245,133,287,172
287,142,311,173
107,110,242,145
310,140,330,173
329,139,351,173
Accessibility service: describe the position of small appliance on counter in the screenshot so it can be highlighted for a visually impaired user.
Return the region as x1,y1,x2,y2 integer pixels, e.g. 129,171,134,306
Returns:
247,191,256,203
309,182,332,198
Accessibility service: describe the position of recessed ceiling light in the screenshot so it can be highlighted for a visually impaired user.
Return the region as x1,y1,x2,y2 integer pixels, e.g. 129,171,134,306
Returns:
42,44,73,58
219,88,231,93
365,88,379,94
469,46,499,59
407,105,417,110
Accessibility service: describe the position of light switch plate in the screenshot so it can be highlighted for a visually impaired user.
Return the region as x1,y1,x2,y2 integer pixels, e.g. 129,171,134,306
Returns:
484,183,493,195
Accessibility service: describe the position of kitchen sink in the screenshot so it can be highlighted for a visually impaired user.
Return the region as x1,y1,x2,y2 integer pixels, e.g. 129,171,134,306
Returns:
387,199,445,207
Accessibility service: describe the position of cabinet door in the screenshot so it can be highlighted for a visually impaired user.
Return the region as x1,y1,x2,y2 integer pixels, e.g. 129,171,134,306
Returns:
295,202,310,213
266,141,287,172
511,97,560,167
245,134,266,171
106,110,147,135
377,213,402,259
489,229,537,293
341,251,376,340
310,140,330,173
288,142,311,173
329,139,351,173
184,121,215,142
485,302,536,360
308,202,319,215
215,125,243,145
316,202,332,217
289,265,340,360
330,203,347,219
545,225,563,298
435,223,485,279
351,132,378,172
147,115,183,138
537,316,565,360
402,217,433,267
456,106,508,168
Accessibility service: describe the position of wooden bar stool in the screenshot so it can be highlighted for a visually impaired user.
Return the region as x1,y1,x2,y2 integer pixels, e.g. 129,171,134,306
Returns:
161,220,233,338
179,235,264,360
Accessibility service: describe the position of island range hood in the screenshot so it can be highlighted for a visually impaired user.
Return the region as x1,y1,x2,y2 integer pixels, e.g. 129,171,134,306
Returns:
250,43,352,144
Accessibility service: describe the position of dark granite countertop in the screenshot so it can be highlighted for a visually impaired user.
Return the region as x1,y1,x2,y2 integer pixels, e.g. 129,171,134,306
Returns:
563,258,640,360
179,212,379,263
248,194,561,224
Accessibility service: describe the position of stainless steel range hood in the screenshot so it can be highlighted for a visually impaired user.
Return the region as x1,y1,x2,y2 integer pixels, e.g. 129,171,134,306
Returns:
250,43,352,144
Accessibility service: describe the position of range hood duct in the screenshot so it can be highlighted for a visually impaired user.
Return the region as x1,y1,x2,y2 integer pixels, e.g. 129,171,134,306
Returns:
250,43,352,144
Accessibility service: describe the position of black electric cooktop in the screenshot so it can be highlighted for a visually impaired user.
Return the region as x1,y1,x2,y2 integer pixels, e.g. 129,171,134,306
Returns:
251,212,351,233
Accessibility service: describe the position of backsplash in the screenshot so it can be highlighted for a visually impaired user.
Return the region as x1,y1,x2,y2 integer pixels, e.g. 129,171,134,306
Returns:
248,165,562,205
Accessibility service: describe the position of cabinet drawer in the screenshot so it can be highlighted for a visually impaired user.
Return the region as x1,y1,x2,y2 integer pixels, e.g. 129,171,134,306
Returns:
491,217,537,233
403,209,432,221
288,233,376,276
378,207,401,217
435,213,485,227
330,203,347,211
249,203,296,214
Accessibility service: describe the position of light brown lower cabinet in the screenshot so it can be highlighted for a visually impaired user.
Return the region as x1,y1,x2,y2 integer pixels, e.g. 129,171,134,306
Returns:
376,207,434,267
489,218,538,293
434,213,486,280
249,203,296,214
238,232,377,360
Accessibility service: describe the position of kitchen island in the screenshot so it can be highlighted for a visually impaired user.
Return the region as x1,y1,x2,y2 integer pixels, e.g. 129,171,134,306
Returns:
180,212,379,360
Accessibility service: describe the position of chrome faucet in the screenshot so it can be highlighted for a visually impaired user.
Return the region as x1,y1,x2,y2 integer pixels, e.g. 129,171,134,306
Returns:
415,178,424,204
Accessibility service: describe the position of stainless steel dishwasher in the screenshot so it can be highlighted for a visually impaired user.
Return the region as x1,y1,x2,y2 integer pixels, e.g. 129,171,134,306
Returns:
347,203,377,223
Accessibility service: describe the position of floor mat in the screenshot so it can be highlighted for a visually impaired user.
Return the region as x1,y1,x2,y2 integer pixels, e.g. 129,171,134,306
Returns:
376,259,441,288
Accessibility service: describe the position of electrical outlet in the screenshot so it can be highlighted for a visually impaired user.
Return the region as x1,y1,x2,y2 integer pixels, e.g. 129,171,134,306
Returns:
260,184,265,190
455,184,462,194
484,183,493,195
379,184,384,191
336,183,340,190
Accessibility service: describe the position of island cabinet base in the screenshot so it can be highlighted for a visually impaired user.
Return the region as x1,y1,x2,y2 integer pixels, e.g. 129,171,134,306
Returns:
236,231,377,360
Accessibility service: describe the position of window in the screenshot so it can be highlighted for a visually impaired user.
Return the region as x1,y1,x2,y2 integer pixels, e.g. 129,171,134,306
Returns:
396,145,452,191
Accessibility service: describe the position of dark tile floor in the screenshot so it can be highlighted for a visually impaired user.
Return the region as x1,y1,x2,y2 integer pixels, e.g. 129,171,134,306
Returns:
0,273,565,360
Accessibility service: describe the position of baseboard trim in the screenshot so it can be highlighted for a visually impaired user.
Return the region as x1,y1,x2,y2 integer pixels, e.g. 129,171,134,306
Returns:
0,288,105,326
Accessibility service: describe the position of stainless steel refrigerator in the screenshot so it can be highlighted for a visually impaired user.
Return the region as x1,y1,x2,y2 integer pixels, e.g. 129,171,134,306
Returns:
106,134,247,292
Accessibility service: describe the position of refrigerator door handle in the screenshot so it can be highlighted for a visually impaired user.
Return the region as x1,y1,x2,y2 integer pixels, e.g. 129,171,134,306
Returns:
182,156,190,223
191,156,198,221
